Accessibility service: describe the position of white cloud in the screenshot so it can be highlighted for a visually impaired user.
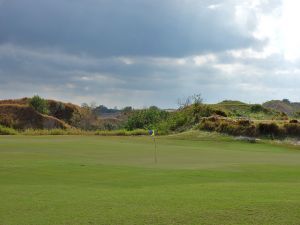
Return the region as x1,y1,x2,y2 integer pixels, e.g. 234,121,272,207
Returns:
227,47,277,59
207,4,222,10
281,0,300,61
118,57,135,65
251,0,300,62
193,54,217,66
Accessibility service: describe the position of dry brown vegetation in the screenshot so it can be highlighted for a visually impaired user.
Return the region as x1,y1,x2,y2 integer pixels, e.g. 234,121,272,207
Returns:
0,104,68,129
0,98,30,105
0,98,126,130
198,115,300,138
47,100,82,123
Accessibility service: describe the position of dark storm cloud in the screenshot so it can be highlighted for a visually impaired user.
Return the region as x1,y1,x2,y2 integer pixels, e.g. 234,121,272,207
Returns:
1,0,297,107
0,0,260,57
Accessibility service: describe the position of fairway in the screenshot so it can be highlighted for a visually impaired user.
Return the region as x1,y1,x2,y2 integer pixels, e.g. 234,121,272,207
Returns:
1,133,300,225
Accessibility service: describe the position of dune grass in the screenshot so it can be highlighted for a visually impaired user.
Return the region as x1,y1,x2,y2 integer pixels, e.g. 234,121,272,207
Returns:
0,125,17,135
1,132,300,224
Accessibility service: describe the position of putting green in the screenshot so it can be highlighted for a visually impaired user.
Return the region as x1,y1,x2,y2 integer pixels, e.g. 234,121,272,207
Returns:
1,133,300,225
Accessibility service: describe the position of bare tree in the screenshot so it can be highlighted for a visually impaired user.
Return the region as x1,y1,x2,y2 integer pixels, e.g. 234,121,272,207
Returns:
177,94,203,109
177,96,192,109
192,94,203,106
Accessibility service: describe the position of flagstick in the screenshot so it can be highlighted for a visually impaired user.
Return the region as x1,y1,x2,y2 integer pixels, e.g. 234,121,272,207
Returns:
153,136,157,164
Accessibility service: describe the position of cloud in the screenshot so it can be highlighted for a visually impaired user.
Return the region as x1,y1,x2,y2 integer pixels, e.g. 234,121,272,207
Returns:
207,4,222,10
0,0,262,57
1,0,300,107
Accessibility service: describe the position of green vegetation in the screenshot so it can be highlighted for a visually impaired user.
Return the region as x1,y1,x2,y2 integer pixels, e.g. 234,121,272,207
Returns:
22,128,86,136
1,133,300,224
0,124,17,135
95,129,148,136
125,106,169,130
2,96,300,139
0,126,149,136
210,100,282,120
29,95,49,114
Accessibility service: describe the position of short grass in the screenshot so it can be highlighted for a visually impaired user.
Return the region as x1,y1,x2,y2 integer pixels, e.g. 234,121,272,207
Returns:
1,131,300,225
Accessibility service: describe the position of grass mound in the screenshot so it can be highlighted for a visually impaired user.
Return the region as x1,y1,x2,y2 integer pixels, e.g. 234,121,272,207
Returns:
0,104,68,129
263,99,300,116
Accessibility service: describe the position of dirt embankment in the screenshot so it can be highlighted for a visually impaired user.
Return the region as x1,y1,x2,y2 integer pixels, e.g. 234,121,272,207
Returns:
0,103,69,129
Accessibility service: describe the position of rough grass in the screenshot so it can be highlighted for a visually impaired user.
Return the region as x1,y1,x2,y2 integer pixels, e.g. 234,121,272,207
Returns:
22,128,87,135
210,101,282,120
0,125,17,135
95,129,148,136
1,132,300,224
21,129,148,136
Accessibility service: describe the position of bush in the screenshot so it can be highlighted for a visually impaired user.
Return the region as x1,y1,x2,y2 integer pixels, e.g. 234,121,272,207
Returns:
125,107,169,130
0,125,17,135
257,123,283,138
279,112,289,120
250,104,264,113
290,119,298,124
0,114,15,128
166,112,189,131
29,95,49,114
294,111,300,118
237,119,251,126
217,121,256,136
129,129,149,136
198,117,256,137
284,123,300,137
216,122,238,135
213,109,227,117
198,120,217,131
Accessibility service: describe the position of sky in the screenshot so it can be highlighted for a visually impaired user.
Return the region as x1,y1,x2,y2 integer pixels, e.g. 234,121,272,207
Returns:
0,0,300,108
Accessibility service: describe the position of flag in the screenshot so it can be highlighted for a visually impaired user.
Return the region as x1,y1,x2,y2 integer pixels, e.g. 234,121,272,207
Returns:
148,129,155,136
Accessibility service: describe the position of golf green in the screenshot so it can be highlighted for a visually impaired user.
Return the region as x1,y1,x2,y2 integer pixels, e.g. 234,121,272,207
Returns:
1,133,300,225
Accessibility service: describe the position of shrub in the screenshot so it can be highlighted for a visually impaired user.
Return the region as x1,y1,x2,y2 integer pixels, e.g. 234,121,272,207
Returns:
125,107,169,130
243,125,257,137
29,95,49,114
216,122,238,135
217,121,256,136
294,111,300,118
250,104,264,113
279,112,289,120
290,119,298,124
257,123,283,138
284,123,300,137
237,119,251,126
0,125,17,135
198,117,256,137
198,120,217,131
0,114,15,128
128,129,148,136
192,104,214,118
213,109,227,117
166,112,189,131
